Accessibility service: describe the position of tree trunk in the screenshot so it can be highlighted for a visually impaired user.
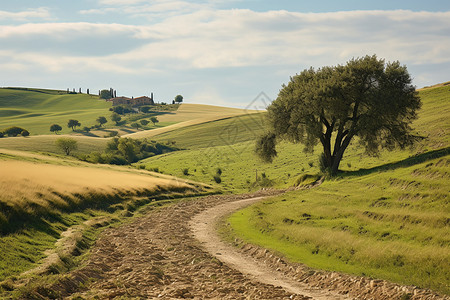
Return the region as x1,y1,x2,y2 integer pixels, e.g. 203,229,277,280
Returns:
330,134,353,176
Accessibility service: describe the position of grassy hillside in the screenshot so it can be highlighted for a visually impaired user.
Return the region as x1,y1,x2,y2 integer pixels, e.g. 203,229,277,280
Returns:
0,149,211,282
224,84,450,294
0,88,111,135
124,103,261,140
146,113,266,149
0,135,109,155
228,154,449,294
139,84,450,191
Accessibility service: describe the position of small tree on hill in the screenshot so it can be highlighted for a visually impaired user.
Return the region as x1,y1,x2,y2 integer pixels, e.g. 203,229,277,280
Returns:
150,116,159,126
140,119,150,126
174,95,183,103
111,113,122,125
50,124,62,134
100,89,112,99
256,55,422,176
112,106,125,115
97,116,107,127
67,119,81,131
56,137,78,155
131,122,141,130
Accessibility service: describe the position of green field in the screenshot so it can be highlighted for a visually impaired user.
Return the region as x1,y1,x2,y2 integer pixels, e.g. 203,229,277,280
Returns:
0,88,112,135
0,83,448,295
224,85,450,294
139,85,450,193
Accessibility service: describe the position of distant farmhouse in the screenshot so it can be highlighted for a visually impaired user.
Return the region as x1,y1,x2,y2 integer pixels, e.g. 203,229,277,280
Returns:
107,93,154,106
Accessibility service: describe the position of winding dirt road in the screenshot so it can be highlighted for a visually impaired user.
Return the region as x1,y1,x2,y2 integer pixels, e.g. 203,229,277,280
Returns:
54,192,446,299
190,196,349,300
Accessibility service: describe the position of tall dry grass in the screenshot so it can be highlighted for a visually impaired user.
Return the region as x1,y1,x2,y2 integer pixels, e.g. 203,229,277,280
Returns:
0,159,199,233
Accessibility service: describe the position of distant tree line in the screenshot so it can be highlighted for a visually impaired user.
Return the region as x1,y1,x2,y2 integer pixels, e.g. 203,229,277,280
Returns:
79,137,178,165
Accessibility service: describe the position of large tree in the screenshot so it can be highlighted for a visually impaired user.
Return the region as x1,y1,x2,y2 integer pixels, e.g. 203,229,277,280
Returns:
256,55,421,176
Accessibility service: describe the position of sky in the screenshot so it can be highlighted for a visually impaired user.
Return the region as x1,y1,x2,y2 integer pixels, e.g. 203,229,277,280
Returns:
1,0,449,108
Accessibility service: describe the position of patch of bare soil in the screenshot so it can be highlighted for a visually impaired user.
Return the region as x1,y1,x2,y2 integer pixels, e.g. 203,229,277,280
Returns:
46,191,447,299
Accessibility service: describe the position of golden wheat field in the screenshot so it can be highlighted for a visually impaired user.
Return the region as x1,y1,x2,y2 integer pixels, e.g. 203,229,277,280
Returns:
0,157,197,219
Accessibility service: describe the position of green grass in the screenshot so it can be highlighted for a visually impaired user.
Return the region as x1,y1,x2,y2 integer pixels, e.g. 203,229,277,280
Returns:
141,84,450,191
149,113,267,149
0,135,109,155
223,84,450,295
0,88,112,135
228,154,450,294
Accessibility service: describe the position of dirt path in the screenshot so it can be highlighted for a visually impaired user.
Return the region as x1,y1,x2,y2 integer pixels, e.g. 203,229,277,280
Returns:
52,192,446,300
190,196,349,300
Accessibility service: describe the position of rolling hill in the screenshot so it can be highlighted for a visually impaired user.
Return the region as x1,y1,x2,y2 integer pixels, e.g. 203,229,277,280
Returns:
0,87,111,135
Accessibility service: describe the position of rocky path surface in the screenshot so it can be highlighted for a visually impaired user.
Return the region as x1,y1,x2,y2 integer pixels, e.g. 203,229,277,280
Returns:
190,196,349,300
58,192,447,299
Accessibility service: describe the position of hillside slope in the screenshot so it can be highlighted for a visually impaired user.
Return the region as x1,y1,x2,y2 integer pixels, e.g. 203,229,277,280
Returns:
0,88,111,135
140,84,450,191
225,84,450,294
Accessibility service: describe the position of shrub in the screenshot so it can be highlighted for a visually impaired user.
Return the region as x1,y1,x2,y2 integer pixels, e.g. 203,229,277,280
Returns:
131,122,141,130
140,106,152,113
293,174,321,187
55,138,78,155
213,175,222,183
216,168,222,175
183,168,189,175
83,126,90,132
108,131,119,137
21,130,30,137
111,113,122,125
147,167,160,173
0,132,4,138
3,126,26,137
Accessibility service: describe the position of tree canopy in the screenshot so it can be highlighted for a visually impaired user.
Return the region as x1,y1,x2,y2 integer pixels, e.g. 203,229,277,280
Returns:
100,89,112,99
174,95,183,103
2,126,27,137
50,124,62,134
150,116,159,125
256,55,422,176
55,138,78,155
67,119,81,131
111,113,121,125
97,116,107,127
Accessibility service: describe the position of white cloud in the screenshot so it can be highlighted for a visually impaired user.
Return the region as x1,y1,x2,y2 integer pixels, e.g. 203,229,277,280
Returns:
0,7,51,21
99,0,146,5
2,9,450,71
1,8,449,102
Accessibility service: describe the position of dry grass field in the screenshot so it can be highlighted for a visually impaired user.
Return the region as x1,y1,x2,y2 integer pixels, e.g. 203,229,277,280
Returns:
0,149,207,234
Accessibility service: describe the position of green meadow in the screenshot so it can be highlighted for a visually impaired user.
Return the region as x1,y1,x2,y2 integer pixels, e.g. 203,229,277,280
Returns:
0,83,448,295
223,84,450,294
0,88,112,135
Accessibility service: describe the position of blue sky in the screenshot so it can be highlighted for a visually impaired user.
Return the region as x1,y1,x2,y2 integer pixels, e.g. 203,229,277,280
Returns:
1,1,449,107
